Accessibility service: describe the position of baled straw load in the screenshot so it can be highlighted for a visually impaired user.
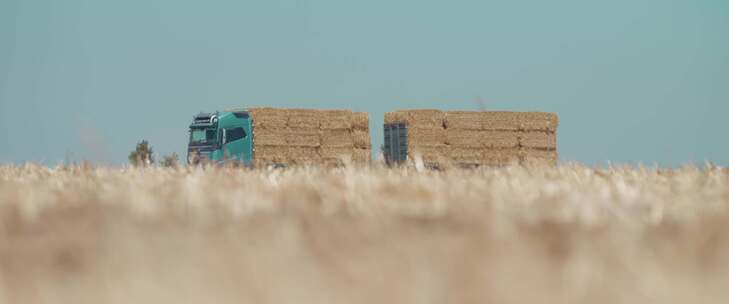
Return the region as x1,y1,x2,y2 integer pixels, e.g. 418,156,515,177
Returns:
249,108,371,166
385,109,447,163
385,109,558,166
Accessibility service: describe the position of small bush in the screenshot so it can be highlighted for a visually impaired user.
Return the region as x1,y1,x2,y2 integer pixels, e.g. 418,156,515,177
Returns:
161,153,180,168
128,140,154,167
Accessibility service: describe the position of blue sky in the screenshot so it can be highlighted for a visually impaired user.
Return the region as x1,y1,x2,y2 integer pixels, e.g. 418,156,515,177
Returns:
1,0,728,166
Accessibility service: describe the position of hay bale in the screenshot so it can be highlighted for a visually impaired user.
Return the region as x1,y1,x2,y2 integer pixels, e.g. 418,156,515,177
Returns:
249,107,288,129
253,128,287,146
481,131,520,148
480,112,522,131
352,148,371,163
408,144,448,163
408,127,446,147
320,158,346,168
286,129,320,147
518,112,559,132
407,109,445,128
320,147,353,160
352,112,369,131
445,130,482,148
445,130,519,148
384,110,444,129
482,148,521,165
321,130,354,148
248,107,283,116
287,109,321,129
521,148,558,165
444,111,482,130
353,130,371,149
448,148,482,163
253,145,288,162
286,146,321,160
519,131,556,149
384,111,408,124
320,110,354,130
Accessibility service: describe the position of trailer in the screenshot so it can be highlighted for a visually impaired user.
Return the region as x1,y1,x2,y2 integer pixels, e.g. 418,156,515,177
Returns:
383,109,558,167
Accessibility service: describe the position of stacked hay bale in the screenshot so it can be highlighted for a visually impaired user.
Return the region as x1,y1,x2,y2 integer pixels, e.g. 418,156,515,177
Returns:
249,108,371,167
384,109,558,166
384,110,447,164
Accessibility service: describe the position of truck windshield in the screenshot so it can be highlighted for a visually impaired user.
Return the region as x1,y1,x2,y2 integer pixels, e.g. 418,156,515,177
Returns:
189,128,217,144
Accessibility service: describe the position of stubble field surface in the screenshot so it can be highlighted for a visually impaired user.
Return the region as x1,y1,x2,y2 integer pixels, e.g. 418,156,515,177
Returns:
1,163,728,303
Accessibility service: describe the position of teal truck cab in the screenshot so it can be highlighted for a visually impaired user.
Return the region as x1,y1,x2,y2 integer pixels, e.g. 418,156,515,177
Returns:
187,110,253,165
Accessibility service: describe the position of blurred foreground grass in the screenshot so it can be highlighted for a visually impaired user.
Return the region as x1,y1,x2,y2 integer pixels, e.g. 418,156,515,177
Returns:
1,164,728,303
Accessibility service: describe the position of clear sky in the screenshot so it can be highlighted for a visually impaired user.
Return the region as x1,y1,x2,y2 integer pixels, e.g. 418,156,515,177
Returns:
1,0,727,166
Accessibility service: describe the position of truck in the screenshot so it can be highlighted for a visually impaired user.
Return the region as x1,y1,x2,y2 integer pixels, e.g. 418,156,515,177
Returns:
187,108,371,167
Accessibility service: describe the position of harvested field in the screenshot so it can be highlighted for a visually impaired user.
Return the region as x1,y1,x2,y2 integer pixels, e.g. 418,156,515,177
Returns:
1,164,728,304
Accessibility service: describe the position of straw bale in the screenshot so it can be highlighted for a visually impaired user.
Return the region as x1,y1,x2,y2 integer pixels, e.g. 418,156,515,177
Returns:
448,148,482,162
519,131,556,149
444,111,482,130
286,147,321,160
249,107,288,129
253,145,288,162
408,127,446,147
353,130,371,149
445,130,481,148
248,107,284,116
320,110,354,130
481,131,520,148
320,158,346,168
384,110,444,129
482,148,521,165
480,112,522,131
320,147,353,160
446,130,519,148
407,109,445,128
384,111,408,124
352,148,371,163
285,129,320,147
251,114,287,129
518,112,559,132
521,148,558,165
288,158,325,166
253,128,287,146
287,109,321,129
408,144,448,163
321,130,354,148
352,112,369,131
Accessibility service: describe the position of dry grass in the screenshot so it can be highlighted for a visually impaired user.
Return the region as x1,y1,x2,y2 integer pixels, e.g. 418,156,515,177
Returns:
1,163,729,303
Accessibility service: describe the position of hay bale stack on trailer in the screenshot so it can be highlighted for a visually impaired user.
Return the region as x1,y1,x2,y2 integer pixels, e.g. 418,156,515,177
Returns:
249,108,371,167
384,109,558,167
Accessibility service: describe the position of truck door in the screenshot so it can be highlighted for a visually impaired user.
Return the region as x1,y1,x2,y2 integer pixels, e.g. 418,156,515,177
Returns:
222,112,253,165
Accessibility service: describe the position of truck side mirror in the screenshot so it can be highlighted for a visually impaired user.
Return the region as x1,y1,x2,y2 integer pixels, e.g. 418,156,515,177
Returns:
221,129,227,145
